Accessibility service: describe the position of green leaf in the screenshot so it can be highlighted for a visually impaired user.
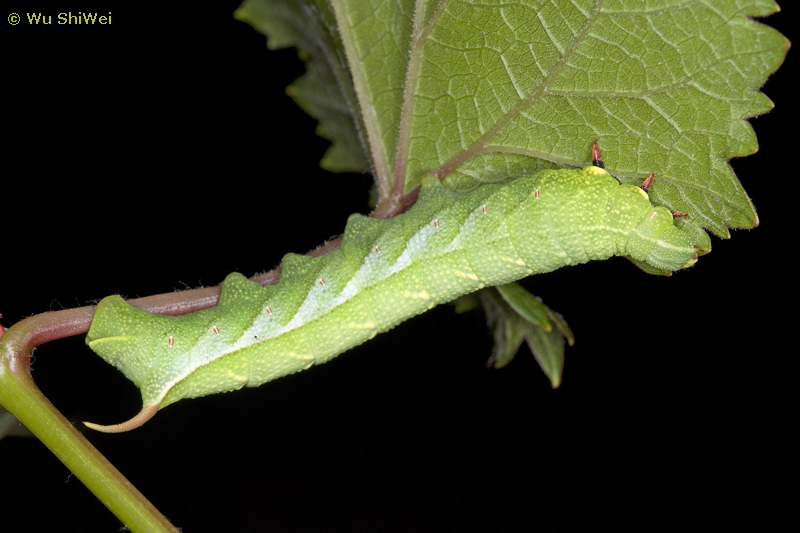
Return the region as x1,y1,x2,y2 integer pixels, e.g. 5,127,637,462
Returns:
452,292,480,314
496,283,553,331
245,0,787,241
407,0,787,241
479,285,571,388
234,0,369,173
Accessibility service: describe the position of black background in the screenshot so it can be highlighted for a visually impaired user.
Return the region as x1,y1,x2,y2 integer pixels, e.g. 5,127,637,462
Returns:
3,2,795,532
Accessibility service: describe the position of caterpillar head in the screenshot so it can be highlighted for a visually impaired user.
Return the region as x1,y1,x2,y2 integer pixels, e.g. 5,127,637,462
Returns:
627,204,697,273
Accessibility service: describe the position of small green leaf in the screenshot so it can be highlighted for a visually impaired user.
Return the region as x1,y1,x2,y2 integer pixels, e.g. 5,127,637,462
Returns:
479,285,569,387
496,283,552,331
546,308,574,348
488,311,526,370
524,322,566,389
453,292,480,314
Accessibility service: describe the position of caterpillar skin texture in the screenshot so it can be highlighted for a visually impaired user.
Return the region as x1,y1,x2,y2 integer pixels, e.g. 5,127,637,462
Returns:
86,165,696,431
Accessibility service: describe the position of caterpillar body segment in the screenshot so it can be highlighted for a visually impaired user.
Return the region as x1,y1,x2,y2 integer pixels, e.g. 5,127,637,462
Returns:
86,164,696,432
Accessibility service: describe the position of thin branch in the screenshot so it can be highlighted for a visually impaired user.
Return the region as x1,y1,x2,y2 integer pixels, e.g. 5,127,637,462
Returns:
0,317,179,532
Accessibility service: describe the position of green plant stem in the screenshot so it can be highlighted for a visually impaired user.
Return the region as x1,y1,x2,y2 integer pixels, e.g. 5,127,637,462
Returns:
0,282,228,531
0,310,180,533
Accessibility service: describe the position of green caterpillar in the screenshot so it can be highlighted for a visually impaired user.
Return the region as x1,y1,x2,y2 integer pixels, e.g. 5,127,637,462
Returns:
86,154,697,432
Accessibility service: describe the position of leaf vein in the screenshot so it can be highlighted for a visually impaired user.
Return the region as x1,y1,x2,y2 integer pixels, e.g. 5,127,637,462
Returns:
433,0,604,179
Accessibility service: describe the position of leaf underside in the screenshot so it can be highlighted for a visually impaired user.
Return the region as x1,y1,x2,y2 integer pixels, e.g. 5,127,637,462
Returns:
237,0,788,244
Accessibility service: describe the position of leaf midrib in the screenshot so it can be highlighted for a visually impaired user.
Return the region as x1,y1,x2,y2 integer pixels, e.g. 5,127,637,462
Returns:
392,0,449,197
